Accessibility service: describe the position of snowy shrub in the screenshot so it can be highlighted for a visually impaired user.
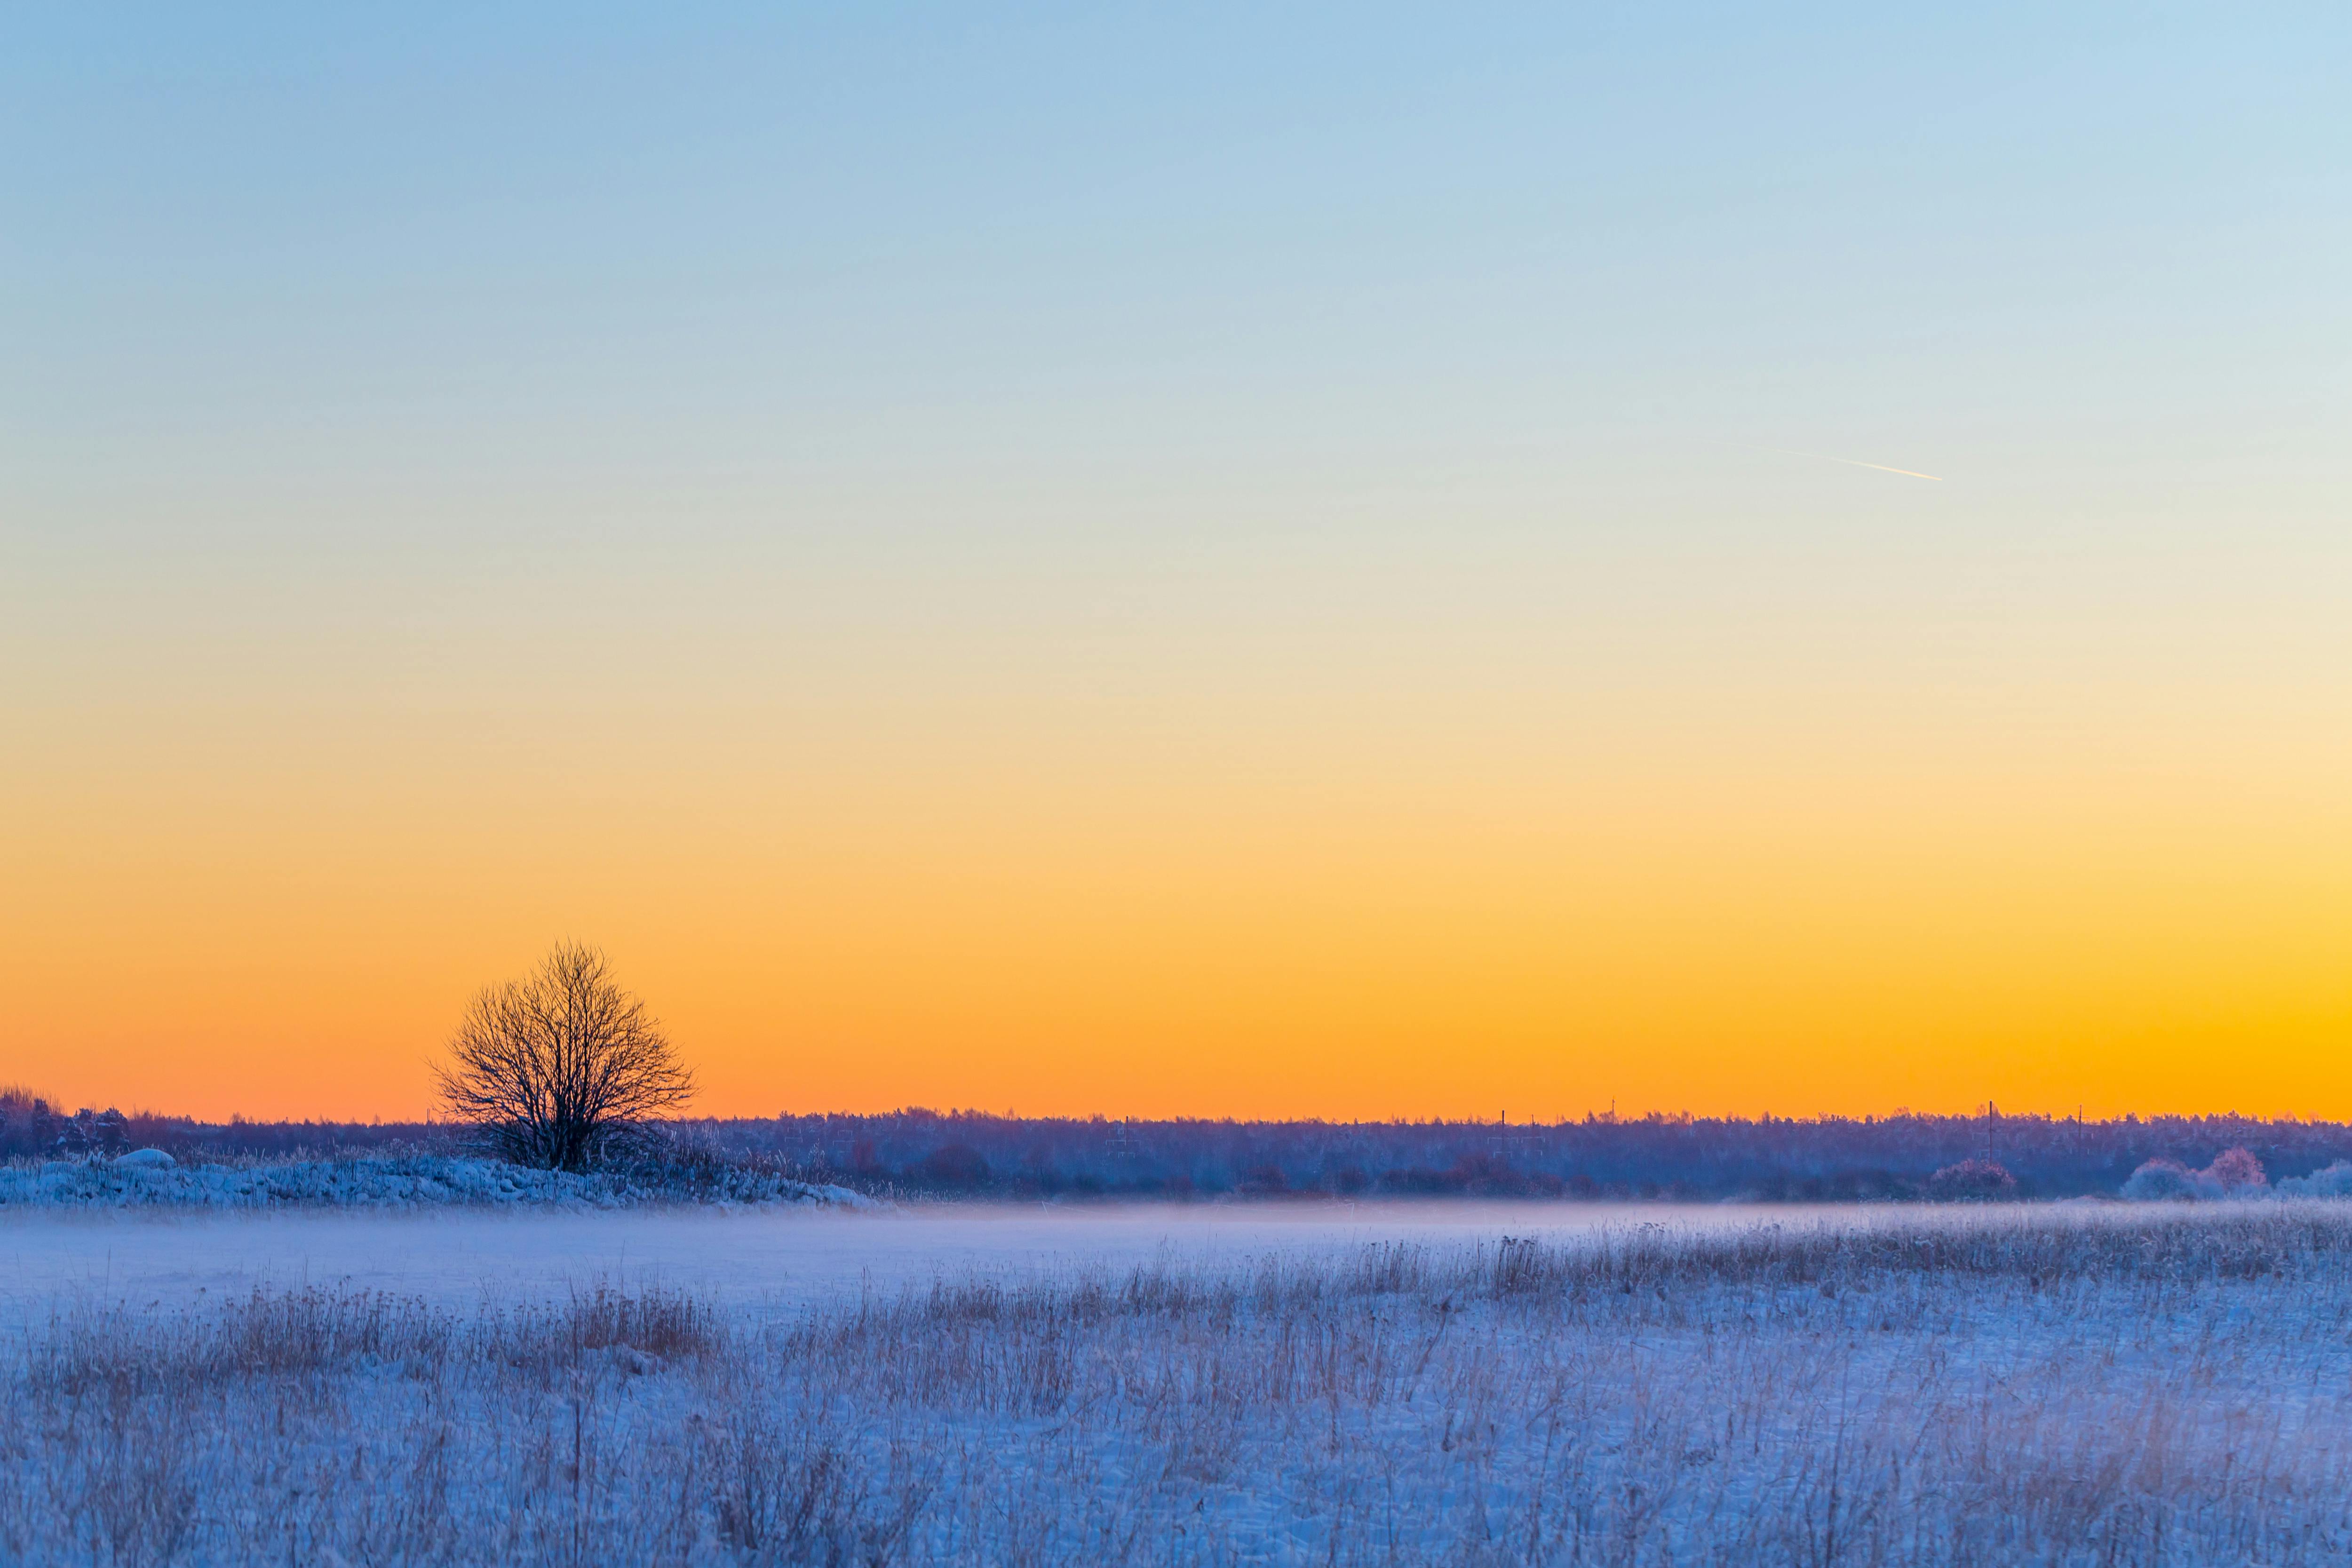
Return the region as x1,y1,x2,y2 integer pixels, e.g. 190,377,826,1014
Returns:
2278,1161,2352,1199
2122,1157,2210,1201
2120,1147,2270,1201
2207,1146,2268,1193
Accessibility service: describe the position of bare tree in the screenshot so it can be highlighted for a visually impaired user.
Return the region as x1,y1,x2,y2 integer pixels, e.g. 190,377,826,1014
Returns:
434,943,694,1170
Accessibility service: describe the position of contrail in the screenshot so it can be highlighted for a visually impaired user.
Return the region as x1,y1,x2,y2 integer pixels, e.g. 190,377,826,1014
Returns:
1757,446,1944,482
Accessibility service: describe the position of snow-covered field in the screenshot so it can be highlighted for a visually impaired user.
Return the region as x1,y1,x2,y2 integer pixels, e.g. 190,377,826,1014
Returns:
0,1152,872,1217
6,1200,2350,1565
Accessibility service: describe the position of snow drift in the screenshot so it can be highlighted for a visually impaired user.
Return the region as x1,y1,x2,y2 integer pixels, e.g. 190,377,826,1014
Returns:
0,1152,877,1212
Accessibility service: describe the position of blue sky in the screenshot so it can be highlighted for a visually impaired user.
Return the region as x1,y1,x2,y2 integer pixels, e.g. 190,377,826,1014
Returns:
11,4,2344,523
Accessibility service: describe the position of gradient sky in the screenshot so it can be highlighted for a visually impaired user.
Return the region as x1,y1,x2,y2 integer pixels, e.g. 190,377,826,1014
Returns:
6,4,2349,1122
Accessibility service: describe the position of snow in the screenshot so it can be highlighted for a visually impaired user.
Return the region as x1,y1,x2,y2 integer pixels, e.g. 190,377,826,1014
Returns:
0,1151,868,1215
6,1201,2348,1564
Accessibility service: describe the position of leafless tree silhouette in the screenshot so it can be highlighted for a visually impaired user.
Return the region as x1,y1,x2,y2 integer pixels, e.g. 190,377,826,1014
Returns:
435,943,694,1170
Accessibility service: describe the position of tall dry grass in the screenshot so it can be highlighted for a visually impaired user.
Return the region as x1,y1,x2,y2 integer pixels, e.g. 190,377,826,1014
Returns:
4,1204,2350,1564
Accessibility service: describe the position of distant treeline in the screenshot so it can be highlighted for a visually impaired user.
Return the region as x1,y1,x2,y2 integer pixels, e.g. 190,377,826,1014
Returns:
7,1087,2348,1201
705,1109,2352,1201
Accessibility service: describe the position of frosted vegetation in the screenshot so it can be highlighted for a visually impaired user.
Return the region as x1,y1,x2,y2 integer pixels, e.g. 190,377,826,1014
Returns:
2120,1147,2352,1202
5,1143,2344,1214
2282,1163,2352,1198
0,1152,871,1212
7,1204,2352,1565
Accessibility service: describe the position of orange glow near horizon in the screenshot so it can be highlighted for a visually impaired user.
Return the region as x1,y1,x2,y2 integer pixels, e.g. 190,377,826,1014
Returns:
9,640,2349,1124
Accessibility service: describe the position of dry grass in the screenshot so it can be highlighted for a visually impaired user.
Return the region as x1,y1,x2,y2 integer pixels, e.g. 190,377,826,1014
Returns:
4,1204,2351,1564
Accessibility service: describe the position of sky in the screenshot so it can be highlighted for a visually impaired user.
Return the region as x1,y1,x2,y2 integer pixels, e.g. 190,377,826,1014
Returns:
5,3,2349,1123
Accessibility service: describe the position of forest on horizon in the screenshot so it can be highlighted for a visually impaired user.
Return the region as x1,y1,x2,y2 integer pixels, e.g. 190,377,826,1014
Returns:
8,1090,2345,1203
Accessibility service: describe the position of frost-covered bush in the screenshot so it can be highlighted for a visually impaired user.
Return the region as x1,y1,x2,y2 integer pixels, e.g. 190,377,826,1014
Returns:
2278,1161,2352,1199
0,1152,875,1212
2122,1147,2269,1201
2208,1146,2268,1193
2122,1157,2212,1201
